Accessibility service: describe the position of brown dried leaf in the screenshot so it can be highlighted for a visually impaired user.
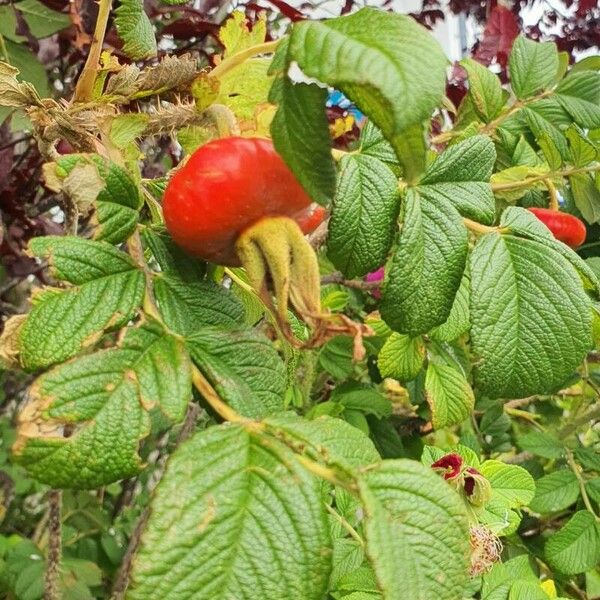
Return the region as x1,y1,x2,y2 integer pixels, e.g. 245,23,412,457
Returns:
0,314,27,369
63,163,105,213
0,62,42,108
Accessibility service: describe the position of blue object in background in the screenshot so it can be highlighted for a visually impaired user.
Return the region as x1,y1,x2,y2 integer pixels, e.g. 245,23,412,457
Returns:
327,90,365,123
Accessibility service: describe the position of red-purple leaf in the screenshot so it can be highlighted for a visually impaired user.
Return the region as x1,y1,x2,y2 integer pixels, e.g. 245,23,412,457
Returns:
474,5,519,67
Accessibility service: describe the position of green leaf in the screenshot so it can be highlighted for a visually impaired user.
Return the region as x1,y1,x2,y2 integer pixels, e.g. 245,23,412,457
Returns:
430,268,470,342
269,77,335,206
357,460,470,600
499,206,555,241
219,10,266,56
153,275,244,336
142,228,206,282
14,321,190,488
529,470,580,514
53,155,142,243
460,58,505,122
109,114,149,148
509,37,559,100
470,233,592,398
556,72,600,129
359,121,399,167
545,510,600,575
288,7,447,182
217,58,272,122
334,568,382,599
570,172,600,223
417,134,497,224
127,424,331,599
0,0,69,41
20,237,144,370
377,333,425,381
499,207,600,295
575,446,600,472
480,461,536,508
331,383,392,419
328,154,399,278
566,125,598,167
264,412,380,470
114,0,157,60
571,56,600,74
330,539,365,590
0,39,49,96
381,189,468,335
512,136,543,167
481,556,537,600
319,336,355,380
522,108,569,168
508,581,550,600
367,417,404,459
425,361,474,429
517,431,565,460
187,327,285,418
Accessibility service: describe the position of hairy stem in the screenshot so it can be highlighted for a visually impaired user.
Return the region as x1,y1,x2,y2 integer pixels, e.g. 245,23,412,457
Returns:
43,490,62,600
73,0,113,102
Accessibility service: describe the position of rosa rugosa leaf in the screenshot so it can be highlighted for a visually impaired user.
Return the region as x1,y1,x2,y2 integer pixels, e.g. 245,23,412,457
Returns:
186,327,286,418
127,424,331,600
381,189,468,335
358,460,470,600
328,154,399,279
287,7,447,181
20,237,144,370
14,321,190,488
470,232,592,398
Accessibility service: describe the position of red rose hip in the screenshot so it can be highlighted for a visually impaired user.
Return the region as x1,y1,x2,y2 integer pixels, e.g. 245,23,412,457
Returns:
527,207,587,249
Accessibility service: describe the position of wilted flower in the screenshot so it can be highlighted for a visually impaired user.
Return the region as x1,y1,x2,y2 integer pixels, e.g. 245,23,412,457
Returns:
469,524,503,577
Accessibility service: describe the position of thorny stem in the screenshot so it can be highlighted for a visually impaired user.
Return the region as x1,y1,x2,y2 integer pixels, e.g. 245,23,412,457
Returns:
43,490,62,600
566,449,599,521
208,39,280,80
73,0,113,102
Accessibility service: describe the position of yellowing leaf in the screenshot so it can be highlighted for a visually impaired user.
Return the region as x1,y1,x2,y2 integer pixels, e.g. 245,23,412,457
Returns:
219,11,266,57
541,580,557,598
216,58,273,121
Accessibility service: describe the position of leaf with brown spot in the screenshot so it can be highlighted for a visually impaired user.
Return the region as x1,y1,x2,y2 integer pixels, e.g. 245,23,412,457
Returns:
14,320,191,489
